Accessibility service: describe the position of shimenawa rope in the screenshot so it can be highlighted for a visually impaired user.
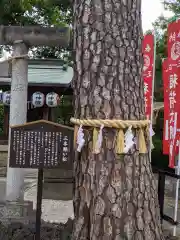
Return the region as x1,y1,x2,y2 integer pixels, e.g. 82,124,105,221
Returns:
70,118,150,154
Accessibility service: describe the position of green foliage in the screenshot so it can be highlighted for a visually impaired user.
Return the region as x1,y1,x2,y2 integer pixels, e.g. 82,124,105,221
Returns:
153,15,169,30
0,0,72,60
151,112,169,170
144,30,154,35
153,17,168,60
153,1,180,62
54,95,73,126
164,0,180,15
152,12,177,101
0,0,71,25
151,135,169,170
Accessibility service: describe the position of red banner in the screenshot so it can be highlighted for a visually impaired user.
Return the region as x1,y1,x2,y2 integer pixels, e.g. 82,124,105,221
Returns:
162,59,180,158
166,19,180,167
163,59,169,155
143,33,155,120
167,19,180,62
167,61,180,168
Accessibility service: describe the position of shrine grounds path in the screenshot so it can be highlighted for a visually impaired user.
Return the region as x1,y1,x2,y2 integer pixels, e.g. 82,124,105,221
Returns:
0,169,74,223
0,169,180,236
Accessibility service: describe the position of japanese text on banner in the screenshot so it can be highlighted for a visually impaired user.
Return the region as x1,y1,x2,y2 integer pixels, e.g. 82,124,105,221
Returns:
142,33,155,120
163,59,169,155
168,62,180,168
167,19,180,168
168,19,180,63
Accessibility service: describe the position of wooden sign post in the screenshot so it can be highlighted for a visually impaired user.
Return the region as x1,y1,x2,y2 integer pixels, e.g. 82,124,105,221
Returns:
9,120,74,240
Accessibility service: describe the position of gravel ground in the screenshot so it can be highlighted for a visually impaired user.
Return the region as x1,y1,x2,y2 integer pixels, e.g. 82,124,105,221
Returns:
0,169,74,224
1,171,180,236
24,182,74,223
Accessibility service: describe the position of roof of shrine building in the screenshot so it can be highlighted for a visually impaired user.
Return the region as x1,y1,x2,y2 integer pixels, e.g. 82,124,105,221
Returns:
0,59,73,86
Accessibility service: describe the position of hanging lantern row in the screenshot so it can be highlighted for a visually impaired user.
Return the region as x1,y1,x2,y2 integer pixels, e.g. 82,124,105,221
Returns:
1,91,61,107
2,91,10,106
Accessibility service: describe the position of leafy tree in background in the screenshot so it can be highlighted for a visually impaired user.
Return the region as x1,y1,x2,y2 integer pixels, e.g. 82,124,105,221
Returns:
152,1,180,100
0,0,72,60
164,0,180,14
152,16,168,102
0,0,71,25
152,16,179,102
152,0,180,78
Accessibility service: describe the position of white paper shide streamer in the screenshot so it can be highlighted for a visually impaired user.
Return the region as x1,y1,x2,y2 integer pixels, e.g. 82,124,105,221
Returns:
124,126,135,153
77,125,85,152
0,49,12,63
149,124,155,149
149,124,155,137
95,125,104,154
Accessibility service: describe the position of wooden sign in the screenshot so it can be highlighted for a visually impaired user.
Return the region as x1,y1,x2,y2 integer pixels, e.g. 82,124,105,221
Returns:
9,120,74,169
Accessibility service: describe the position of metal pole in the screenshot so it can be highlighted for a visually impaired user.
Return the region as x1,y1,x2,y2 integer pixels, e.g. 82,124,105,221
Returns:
149,30,156,162
157,170,165,224
35,168,44,240
35,106,49,240
173,143,180,236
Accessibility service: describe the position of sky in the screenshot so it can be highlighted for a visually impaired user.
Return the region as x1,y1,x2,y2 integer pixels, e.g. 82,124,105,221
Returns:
142,0,173,31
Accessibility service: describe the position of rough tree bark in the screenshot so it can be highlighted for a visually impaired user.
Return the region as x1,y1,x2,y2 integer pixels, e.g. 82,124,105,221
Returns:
72,0,164,239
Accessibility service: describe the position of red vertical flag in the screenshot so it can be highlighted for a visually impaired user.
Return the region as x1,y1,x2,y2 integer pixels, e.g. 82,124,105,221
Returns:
167,61,180,168
167,19,180,168
142,33,155,120
167,19,180,62
162,59,169,155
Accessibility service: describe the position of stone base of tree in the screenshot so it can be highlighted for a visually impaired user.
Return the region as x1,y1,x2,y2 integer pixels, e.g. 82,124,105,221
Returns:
0,201,34,224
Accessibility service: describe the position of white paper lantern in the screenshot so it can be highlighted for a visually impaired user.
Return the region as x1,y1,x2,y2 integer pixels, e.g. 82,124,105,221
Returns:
46,92,60,107
3,91,11,106
32,92,45,108
0,91,3,103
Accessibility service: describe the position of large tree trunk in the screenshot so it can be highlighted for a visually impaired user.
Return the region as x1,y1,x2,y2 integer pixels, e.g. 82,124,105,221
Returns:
72,0,164,239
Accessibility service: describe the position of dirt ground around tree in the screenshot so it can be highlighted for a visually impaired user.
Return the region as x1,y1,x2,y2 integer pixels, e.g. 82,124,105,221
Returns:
0,170,180,238
24,173,180,238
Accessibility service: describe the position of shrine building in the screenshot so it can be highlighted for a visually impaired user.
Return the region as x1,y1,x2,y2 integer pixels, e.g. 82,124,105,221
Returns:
0,59,73,143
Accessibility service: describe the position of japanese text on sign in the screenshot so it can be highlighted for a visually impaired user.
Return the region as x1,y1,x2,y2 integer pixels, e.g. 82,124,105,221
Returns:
9,121,74,169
